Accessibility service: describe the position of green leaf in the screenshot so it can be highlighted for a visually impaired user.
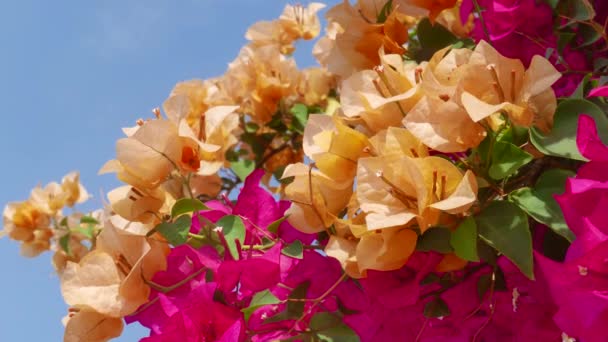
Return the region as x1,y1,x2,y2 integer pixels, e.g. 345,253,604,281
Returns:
477,274,491,300
557,0,596,21
59,233,71,256
557,31,576,53
476,201,534,279
416,226,454,253
288,281,310,318
241,289,281,321
594,58,608,72
571,74,592,99
423,298,450,318
316,324,360,342
267,215,289,234
290,103,309,134
80,216,99,225
245,122,259,133
281,240,304,259
531,99,608,161
156,215,191,246
171,198,209,218
420,273,440,285
216,215,246,260
509,169,576,241
577,24,602,48
496,125,529,146
76,225,95,239
450,217,479,262
263,281,312,324
230,159,255,181
415,19,460,62
310,312,360,341
376,0,393,23
488,141,533,180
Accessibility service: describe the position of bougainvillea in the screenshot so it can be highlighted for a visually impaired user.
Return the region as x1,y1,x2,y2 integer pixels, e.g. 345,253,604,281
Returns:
3,0,608,341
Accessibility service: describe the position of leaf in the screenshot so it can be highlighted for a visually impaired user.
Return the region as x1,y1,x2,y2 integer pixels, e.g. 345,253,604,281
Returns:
423,298,450,318
287,281,310,318
509,169,576,241
76,225,95,239
171,198,209,218
557,0,596,21
245,122,259,133
60,233,71,256
450,217,479,262
420,273,440,285
281,240,304,259
594,58,608,72
376,0,393,23
310,312,360,341
410,18,473,62
156,215,191,246
316,324,360,342
310,312,341,331
557,31,576,53
488,141,533,180
216,215,246,260
476,201,534,279
577,24,602,48
530,99,608,160
230,159,255,181
80,216,99,225
290,103,309,134
477,274,491,300
570,74,592,99
267,215,289,234
241,289,281,321
416,226,454,253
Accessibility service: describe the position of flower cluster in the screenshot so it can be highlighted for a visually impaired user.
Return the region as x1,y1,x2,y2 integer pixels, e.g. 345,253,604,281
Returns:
3,1,608,341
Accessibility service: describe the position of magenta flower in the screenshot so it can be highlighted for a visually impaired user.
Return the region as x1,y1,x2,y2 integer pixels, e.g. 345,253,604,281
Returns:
535,114,608,341
589,85,608,98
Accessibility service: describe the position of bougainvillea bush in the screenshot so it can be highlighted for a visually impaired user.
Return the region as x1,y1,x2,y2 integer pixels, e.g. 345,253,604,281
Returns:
3,0,608,341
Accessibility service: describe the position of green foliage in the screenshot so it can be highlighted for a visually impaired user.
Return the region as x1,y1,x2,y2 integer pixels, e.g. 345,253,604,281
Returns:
216,215,246,260
376,0,393,23
282,240,304,259
59,233,71,256
171,198,209,218
408,18,474,62
450,217,479,262
509,169,575,241
156,215,192,246
424,297,450,318
267,215,289,234
241,289,281,321
310,312,360,342
488,141,533,180
231,159,256,181
264,281,311,324
290,103,309,134
416,226,454,253
476,201,534,279
530,99,608,160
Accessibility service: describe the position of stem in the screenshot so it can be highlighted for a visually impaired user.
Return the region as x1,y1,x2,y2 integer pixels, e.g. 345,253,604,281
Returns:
472,0,492,44
286,273,349,335
144,266,206,293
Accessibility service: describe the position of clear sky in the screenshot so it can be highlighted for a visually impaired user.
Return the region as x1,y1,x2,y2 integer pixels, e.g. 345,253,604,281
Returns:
0,1,338,340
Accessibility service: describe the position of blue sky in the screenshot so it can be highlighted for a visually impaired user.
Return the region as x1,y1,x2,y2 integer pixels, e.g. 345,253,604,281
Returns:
0,1,338,340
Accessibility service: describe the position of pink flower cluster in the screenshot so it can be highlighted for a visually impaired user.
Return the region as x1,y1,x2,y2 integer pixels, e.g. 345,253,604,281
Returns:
534,114,608,342
126,170,366,341
125,168,581,341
